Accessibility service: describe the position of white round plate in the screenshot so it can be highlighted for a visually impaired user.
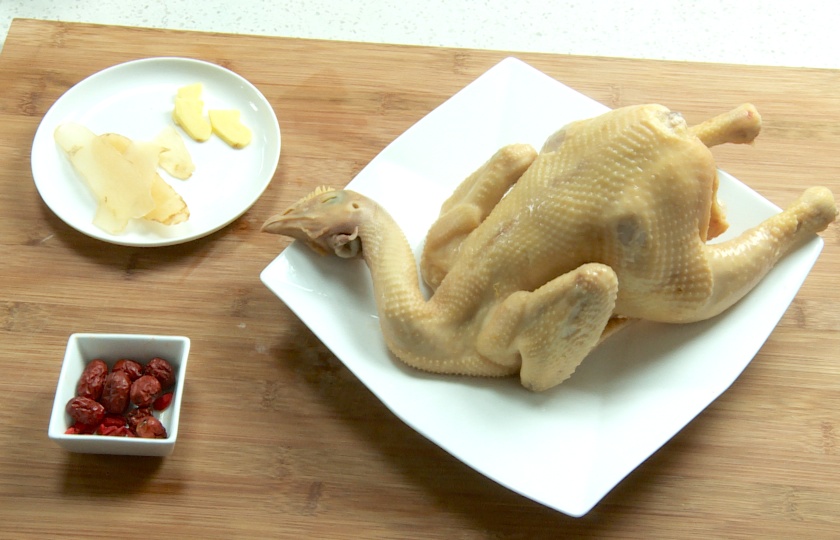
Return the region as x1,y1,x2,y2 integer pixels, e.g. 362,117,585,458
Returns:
31,57,281,247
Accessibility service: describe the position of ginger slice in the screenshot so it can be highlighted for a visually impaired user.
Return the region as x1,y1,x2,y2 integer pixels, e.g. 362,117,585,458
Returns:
154,126,195,179
173,84,211,142
54,124,156,234
173,83,252,148
173,96,211,142
176,83,203,100
209,109,252,149
99,132,189,226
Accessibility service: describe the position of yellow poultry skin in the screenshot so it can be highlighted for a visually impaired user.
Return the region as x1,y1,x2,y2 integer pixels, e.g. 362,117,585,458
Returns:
263,104,837,391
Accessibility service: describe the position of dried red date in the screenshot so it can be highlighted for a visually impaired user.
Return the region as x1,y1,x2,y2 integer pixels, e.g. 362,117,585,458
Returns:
101,414,127,428
66,396,105,427
130,375,161,408
65,421,96,435
126,407,153,432
98,425,135,437
67,356,177,438
144,357,175,388
100,371,132,414
113,359,143,381
135,416,167,439
153,392,173,411
76,359,108,401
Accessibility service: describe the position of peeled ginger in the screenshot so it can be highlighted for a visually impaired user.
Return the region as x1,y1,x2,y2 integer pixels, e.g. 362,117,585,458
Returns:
173,83,251,148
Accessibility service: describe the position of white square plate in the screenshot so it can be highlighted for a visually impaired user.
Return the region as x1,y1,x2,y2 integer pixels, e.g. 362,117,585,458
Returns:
260,57,824,516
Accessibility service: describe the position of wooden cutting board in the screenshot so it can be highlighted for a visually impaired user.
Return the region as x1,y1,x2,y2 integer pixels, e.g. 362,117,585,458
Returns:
1,18,839,538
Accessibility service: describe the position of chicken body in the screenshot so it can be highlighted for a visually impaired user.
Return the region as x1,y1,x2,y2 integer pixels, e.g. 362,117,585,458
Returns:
263,104,837,391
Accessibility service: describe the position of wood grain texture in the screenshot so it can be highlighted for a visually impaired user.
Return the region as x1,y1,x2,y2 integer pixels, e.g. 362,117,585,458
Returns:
1,18,839,538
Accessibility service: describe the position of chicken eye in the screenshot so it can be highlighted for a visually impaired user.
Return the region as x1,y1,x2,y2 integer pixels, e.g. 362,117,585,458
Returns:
321,195,337,204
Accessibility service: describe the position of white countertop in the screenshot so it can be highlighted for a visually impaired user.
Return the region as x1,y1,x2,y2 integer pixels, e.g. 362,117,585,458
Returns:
2,0,839,69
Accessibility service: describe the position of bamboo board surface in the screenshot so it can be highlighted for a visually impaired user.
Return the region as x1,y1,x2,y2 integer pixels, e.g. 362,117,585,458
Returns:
1,18,839,538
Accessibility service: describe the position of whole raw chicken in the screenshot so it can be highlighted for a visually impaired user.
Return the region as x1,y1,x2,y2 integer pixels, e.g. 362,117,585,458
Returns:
263,104,837,391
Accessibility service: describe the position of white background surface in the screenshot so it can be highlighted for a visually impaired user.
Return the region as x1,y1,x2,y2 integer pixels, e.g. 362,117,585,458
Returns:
2,0,840,69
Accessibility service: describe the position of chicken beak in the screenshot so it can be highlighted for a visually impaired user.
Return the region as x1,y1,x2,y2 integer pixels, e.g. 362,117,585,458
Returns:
261,212,296,236
261,212,334,256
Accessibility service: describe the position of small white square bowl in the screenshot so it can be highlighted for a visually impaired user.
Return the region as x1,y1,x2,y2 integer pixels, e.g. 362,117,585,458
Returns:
48,333,190,456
